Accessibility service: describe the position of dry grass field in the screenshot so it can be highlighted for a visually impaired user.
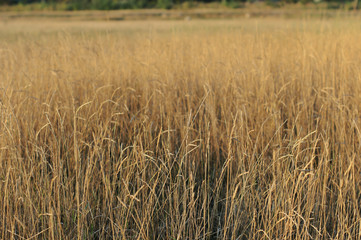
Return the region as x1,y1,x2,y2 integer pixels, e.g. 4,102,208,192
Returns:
1,17,361,239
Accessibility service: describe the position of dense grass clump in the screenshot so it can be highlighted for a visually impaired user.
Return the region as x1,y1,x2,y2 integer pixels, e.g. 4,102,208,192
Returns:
1,19,361,239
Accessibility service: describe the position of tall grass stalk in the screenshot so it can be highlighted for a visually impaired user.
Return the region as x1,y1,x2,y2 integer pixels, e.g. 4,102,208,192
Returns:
1,19,361,239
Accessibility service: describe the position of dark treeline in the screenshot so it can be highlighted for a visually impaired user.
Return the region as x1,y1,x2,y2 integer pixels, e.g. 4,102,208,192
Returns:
0,0,358,11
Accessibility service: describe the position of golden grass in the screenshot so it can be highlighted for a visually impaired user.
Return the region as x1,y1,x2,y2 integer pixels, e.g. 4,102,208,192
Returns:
1,18,361,239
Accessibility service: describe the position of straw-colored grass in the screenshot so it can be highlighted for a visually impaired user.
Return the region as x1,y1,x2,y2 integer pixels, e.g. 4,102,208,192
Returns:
1,18,361,239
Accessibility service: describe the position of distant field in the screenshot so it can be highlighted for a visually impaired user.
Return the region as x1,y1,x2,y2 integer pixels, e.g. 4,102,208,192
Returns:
1,17,361,239
1,7,361,22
